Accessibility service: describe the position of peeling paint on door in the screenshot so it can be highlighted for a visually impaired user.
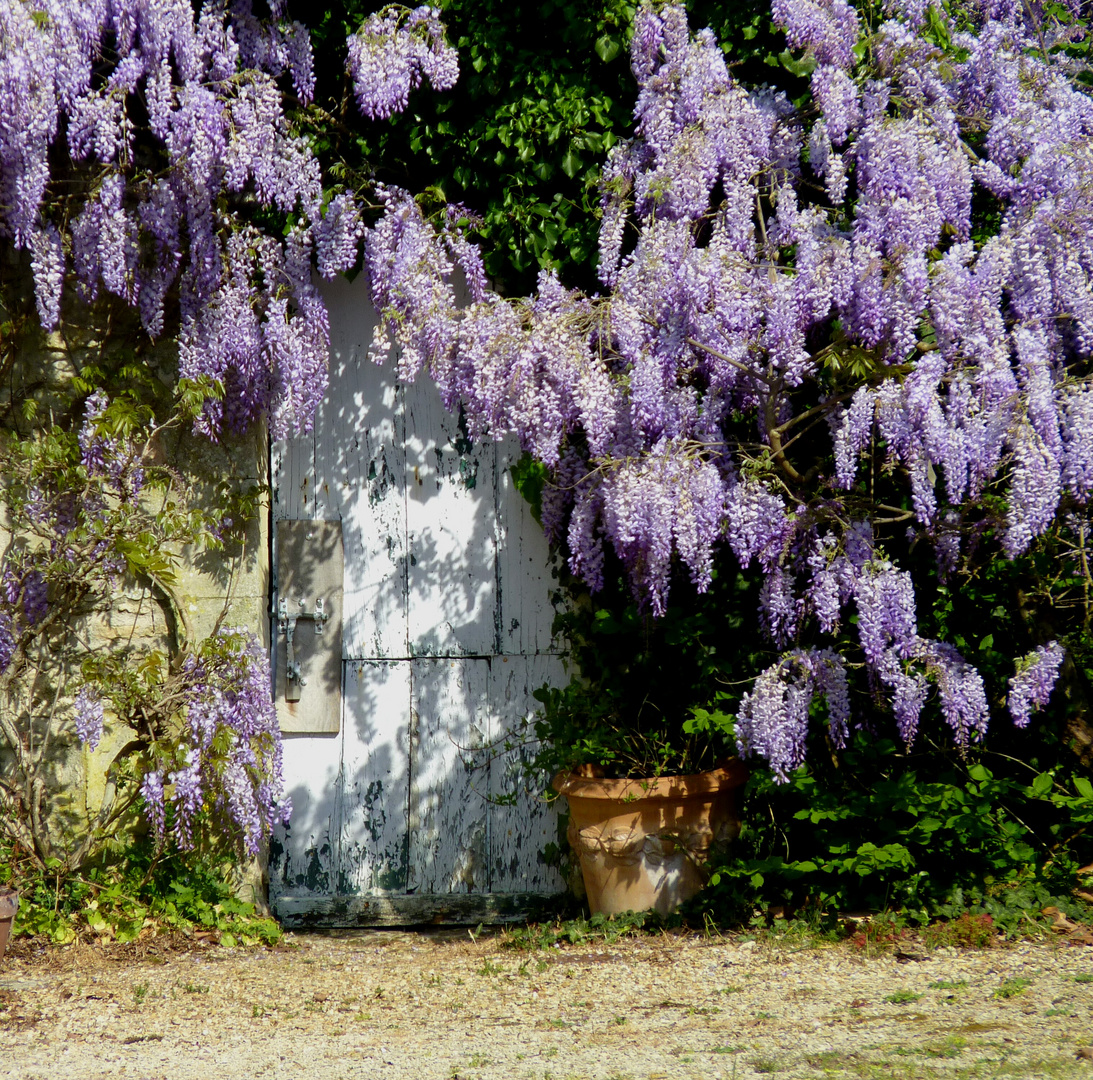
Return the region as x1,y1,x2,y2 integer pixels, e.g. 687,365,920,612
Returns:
270,274,566,925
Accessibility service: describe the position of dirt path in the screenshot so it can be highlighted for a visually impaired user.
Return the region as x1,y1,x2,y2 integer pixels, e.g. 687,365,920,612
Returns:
2,930,1092,1079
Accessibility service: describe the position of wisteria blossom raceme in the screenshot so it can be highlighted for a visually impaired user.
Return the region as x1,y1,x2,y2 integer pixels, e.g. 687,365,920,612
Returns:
361,1,1086,777
149,629,291,857
0,0,457,440
73,687,105,753
347,5,458,120
1008,642,1066,729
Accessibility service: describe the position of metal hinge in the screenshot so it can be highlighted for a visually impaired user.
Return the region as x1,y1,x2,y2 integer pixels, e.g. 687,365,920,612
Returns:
276,595,330,701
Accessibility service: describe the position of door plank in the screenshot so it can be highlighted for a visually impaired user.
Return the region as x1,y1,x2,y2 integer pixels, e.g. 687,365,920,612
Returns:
488,654,567,894
408,657,491,894
271,420,316,524
314,276,409,659
269,725,344,900
336,660,413,894
404,378,498,656
494,439,562,656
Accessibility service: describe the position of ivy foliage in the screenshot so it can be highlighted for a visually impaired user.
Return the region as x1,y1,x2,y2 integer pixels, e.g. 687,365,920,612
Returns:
702,728,1093,932
293,0,792,294
1,840,281,948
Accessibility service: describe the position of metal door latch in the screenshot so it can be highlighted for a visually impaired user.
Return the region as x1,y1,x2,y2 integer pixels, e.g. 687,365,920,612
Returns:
277,595,330,701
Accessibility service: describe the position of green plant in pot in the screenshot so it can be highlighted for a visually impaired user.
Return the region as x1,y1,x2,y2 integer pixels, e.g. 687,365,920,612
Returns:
529,549,766,917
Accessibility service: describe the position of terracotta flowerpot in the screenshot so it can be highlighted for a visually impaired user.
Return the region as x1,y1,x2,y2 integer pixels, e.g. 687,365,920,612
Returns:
552,760,748,917
0,889,18,961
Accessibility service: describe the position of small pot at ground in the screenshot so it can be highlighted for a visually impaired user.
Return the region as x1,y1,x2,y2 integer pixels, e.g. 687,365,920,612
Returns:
0,889,18,960
552,760,748,917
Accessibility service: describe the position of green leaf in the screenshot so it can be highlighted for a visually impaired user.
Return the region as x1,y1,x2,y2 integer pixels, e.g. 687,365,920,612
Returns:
561,149,582,178
1075,776,1093,800
595,34,621,63
1030,772,1054,798
779,49,817,77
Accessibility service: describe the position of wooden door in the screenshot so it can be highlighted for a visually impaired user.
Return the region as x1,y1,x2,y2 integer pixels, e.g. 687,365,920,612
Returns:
268,274,566,927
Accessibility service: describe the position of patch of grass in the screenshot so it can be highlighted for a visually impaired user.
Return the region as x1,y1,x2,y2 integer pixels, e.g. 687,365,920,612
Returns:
929,979,968,991
884,989,923,1005
181,982,209,994
477,958,502,977
994,977,1033,999
501,909,666,950
611,1015,627,1025
750,1057,781,1074
1075,973,1093,984
132,982,149,1006
716,984,744,995
469,1053,491,1068
924,1036,967,1059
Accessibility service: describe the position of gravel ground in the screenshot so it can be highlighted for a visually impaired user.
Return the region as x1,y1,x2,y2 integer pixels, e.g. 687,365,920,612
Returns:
2,929,1092,1080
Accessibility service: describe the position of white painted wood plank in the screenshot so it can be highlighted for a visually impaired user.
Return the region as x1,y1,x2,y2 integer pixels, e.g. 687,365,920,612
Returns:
404,378,498,656
271,434,316,522
269,726,344,899
488,654,567,893
315,275,408,659
408,658,491,893
495,439,562,656
337,660,412,894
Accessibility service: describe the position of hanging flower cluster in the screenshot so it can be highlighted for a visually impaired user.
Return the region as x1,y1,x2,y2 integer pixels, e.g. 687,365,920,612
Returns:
136,629,290,857
363,0,1089,778
346,4,458,120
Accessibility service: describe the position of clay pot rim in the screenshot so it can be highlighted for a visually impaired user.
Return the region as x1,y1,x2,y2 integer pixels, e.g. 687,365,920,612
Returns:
0,887,18,919
552,759,748,801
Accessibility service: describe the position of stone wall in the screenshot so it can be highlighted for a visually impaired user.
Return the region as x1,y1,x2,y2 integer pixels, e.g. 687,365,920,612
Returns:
0,256,270,893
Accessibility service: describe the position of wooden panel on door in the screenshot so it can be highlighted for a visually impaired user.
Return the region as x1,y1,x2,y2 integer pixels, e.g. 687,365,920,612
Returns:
408,657,491,894
274,520,344,734
494,439,562,657
404,378,498,657
314,275,409,660
488,653,567,894
336,660,413,894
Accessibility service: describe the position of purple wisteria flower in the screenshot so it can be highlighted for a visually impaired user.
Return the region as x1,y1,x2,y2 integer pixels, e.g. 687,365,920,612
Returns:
1008,642,1065,728
142,628,291,856
0,0,453,444
73,686,105,752
347,5,458,120
353,0,1093,776
140,771,167,843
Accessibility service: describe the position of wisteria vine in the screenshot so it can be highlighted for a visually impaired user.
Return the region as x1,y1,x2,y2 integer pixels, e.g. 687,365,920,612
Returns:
361,0,1091,779
0,1,457,859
